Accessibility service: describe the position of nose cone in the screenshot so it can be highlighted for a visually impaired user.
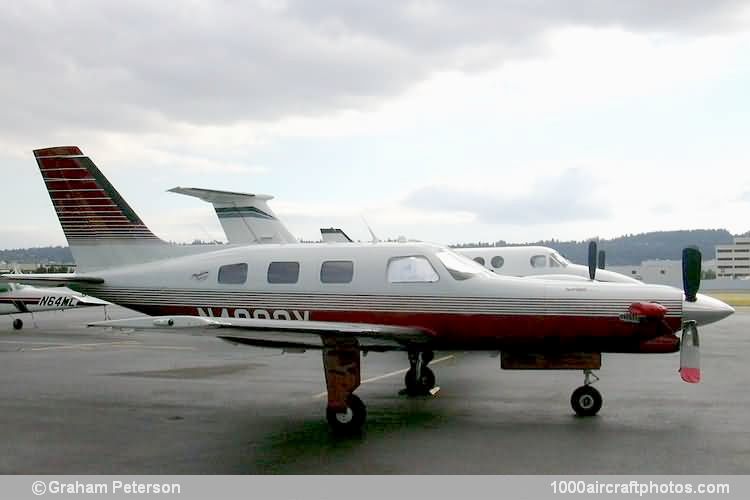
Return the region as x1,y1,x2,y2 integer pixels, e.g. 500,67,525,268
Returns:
683,293,735,326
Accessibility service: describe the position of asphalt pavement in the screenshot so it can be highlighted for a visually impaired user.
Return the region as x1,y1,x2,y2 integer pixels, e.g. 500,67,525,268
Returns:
1,306,748,473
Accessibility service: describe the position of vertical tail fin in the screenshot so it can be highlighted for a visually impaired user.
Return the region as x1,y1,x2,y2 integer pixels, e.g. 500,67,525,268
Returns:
35,146,160,242
34,147,192,271
320,227,353,243
168,187,297,245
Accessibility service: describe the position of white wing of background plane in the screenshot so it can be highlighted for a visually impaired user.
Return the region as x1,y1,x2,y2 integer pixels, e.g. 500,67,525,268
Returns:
168,187,297,245
89,315,433,352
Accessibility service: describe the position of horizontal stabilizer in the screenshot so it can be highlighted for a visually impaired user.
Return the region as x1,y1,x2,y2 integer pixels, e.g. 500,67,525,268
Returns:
169,186,297,245
0,273,104,286
168,187,273,204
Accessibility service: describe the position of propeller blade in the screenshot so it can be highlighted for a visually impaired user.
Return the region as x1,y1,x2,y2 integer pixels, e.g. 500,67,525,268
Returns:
679,321,700,383
597,250,606,270
682,247,701,302
587,241,597,281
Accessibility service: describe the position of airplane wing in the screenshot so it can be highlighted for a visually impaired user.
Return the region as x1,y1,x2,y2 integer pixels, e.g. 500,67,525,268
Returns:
89,315,433,352
0,273,104,286
75,295,111,306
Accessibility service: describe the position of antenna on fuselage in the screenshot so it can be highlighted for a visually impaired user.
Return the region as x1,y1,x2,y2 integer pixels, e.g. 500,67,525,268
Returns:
362,216,380,243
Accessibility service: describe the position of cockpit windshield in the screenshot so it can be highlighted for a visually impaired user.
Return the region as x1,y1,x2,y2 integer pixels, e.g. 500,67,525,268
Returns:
436,250,494,281
550,251,569,268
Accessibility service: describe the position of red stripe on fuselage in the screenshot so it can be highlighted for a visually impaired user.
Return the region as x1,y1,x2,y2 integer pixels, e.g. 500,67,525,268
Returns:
119,304,679,353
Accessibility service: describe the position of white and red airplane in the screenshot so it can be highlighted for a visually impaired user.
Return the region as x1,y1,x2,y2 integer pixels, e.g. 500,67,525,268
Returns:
1,146,735,433
0,262,107,330
1,283,107,330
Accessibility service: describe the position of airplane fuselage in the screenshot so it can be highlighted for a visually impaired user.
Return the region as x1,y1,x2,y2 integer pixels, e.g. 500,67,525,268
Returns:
71,242,685,353
0,284,85,315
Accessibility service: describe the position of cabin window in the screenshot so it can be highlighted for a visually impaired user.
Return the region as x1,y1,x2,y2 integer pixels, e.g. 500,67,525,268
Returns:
218,263,248,285
530,255,547,268
491,256,504,269
387,256,439,283
321,260,354,284
0,284,8,293
473,256,485,266
268,261,300,284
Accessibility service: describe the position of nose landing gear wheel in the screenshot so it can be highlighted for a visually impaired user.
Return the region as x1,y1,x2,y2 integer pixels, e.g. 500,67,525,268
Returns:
326,394,366,434
12,318,23,330
571,385,602,417
404,366,436,395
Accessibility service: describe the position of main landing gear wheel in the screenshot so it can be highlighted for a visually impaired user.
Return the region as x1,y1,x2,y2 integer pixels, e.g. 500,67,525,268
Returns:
326,394,366,434
405,366,436,395
12,318,23,330
571,385,602,417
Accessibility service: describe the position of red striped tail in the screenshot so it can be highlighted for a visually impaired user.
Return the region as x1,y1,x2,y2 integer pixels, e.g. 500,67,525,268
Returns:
33,146,174,271
34,146,160,243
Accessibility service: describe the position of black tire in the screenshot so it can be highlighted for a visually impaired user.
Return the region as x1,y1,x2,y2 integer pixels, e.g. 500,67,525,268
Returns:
12,318,23,330
326,394,366,434
571,385,603,417
404,366,436,395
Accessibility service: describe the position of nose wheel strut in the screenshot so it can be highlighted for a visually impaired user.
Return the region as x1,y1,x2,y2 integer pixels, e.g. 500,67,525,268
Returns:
404,350,437,396
571,369,603,417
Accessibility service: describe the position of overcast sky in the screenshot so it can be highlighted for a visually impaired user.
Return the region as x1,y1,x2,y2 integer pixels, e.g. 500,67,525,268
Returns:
1,0,749,248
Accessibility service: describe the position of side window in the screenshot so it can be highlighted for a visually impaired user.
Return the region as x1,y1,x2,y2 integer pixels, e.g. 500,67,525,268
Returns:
268,261,300,284
491,256,504,269
473,256,485,266
0,284,8,293
321,260,354,284
530,255,547,268
387,256,439,283
218,263,248,285
549,256,561,267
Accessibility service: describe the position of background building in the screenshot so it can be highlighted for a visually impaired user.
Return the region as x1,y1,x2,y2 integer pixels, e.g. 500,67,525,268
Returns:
715,236,750,279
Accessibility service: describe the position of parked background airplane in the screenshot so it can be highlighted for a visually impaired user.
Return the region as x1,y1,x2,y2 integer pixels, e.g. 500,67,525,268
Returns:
0,279,108,329
2,146,734,434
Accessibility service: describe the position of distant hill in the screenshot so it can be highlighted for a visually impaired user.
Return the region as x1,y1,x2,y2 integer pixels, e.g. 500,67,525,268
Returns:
0,229,739,266
452,229,735,265
0,246,73,264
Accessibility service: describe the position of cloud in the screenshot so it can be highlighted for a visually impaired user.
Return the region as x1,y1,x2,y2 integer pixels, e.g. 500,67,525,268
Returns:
403,168,610,225
0,0,746,141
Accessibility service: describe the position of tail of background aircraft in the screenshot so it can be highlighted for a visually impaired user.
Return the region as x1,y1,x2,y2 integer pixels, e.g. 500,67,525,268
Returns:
34,146,209,272
168,187,298,245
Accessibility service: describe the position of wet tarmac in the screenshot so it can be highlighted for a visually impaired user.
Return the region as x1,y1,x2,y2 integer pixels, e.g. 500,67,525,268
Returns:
1,306,748,473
